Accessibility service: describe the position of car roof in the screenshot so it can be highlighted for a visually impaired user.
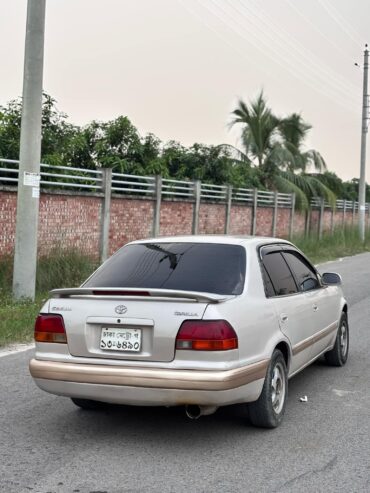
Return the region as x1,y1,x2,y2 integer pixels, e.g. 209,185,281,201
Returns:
128,235,293,248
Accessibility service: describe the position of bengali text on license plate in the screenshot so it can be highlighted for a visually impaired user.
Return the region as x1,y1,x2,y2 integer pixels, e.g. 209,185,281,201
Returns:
100,327,142,352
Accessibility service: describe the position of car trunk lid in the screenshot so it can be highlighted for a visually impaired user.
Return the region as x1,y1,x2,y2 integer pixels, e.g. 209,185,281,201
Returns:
49,288,232,362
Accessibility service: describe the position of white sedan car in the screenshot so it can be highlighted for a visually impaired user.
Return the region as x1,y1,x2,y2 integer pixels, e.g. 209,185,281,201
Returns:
30,236,348,428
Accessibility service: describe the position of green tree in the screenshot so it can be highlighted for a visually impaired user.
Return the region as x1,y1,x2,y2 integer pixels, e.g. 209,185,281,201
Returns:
0,93,76,165
230,92,335,208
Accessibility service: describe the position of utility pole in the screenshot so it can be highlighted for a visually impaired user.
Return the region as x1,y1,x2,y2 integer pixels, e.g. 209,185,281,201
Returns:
13,0,46,300
358,44,369,242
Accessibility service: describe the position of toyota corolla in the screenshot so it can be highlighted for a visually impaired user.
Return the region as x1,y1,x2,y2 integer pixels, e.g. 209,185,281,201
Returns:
29,236,348,428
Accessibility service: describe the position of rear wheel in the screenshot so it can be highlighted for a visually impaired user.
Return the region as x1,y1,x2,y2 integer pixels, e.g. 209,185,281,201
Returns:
71,398,107,410
248,349,288,428
325,312,349,367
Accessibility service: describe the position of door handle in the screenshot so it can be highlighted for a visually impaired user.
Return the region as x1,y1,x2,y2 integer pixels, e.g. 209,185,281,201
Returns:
313,304,318,311
280,314,288,322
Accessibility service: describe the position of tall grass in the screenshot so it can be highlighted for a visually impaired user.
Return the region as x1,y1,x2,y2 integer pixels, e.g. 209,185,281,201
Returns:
0,250,98,347
294,226,370,264
0,249,98,300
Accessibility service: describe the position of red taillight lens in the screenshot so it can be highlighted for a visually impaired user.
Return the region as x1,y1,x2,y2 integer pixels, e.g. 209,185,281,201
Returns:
34,314,67,343
176,320,238,351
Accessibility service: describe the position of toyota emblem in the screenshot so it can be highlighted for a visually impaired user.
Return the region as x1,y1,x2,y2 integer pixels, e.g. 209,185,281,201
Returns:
115,305,127,315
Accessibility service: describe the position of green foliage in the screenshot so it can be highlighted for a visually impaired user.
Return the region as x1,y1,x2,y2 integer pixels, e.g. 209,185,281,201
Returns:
0,91,367,196
0,93,76,164
0,250,97,347
35,250,98,293
294,226,370,264
229,92,337,209
0,295,43,347
0,250,97,300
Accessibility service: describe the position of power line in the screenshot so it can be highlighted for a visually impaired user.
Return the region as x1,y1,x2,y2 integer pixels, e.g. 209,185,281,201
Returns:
317,0,363,49
196,0,359,112
284,0,355,65
226,0,359,100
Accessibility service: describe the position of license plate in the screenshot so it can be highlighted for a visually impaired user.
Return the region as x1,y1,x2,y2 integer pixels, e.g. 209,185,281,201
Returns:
100,327,142,352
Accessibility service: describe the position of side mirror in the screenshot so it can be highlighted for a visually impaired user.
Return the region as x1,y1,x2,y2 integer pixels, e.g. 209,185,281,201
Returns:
322,272,342,285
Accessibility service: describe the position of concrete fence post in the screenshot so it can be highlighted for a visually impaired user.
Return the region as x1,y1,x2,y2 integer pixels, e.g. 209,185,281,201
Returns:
152,175,162,237
99,167,112,263
342,200,346,227
289,193,296,239
272,191,278,237
318,197,325,240
225,185,232,234
305,209,310,237
352,200,356,225
330,205,335,234
192,180,201,235
251,188,258,235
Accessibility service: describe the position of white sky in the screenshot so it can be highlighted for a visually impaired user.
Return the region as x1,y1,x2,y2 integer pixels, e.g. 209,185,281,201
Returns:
1,0,369,181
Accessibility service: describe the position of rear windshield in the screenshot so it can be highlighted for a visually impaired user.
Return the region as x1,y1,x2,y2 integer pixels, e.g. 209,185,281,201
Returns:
84,243,246,295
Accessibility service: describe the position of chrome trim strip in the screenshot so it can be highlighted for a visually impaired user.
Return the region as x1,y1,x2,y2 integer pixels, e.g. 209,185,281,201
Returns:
29,358,269,391
292,321,338,356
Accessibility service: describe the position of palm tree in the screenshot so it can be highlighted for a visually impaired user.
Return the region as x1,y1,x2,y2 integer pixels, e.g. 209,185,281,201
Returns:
229,92,335,209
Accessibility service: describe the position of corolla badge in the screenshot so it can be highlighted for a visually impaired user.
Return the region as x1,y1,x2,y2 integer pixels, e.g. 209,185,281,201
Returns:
115,305,127,315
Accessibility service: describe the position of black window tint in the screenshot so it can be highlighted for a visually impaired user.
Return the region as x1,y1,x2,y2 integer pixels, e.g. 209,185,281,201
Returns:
261,265,276,297
283,251,320,292
262,252,297,296
84,243,246,295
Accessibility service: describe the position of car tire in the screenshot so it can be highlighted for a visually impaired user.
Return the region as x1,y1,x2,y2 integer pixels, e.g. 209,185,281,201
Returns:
325,312,349,367
248,349,288,429
70,398,107,410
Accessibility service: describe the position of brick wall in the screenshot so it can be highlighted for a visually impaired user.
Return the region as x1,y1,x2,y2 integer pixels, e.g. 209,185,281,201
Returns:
110,198,153,255
0,191,16,256
199,203,226,234
256,207,274,236
160,201,193,237
229,205,252,235
0,187,364,259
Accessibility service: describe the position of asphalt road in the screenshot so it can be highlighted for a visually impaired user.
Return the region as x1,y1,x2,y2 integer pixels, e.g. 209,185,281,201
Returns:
1,253,370,493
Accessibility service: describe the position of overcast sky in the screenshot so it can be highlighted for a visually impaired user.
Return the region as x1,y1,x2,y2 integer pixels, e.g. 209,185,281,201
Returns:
1,0,369,181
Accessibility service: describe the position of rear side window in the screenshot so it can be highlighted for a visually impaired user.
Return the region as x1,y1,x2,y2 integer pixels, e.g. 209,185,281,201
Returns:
261,251,297,297
84,243,246,295
282,251,320,292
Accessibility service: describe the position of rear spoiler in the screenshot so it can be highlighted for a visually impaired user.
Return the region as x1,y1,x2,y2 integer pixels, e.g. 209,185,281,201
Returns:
50,287,234,304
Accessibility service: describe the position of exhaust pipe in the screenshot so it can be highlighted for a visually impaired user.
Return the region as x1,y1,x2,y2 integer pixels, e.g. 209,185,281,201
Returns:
185,405,218,419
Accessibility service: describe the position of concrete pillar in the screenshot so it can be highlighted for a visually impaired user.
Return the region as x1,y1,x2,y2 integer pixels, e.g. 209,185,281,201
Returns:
352,200,356,226
305,209,310,237
251,188,258,235
272,191,278,237
13,0,46,300
99,168,112,263
192,180,201,235
224,185,232,234
289,193,296,239
330,206,335,234
318,197,325,239
152,175,162,237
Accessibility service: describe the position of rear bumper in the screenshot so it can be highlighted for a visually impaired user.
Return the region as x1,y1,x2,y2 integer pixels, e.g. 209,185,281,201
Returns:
29,358,268,406
29,358,268,391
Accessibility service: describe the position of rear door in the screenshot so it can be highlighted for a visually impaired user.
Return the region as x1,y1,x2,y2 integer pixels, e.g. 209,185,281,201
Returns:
282,248,339,357
260,246,317,374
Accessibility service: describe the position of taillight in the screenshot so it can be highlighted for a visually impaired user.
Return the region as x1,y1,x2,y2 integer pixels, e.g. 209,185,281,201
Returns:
176,320,238,351
34,314,67,343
